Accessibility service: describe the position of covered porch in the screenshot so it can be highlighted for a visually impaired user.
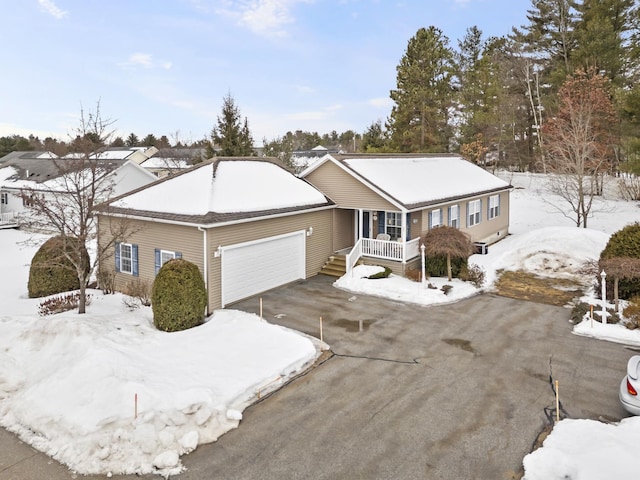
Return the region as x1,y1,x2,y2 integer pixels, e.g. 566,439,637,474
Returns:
0,212,18,229
342,208,422,275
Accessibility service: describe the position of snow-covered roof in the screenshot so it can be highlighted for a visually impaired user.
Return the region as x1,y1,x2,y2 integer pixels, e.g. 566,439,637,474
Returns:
111,159,330,219
140,157,190,169
330,155,510,208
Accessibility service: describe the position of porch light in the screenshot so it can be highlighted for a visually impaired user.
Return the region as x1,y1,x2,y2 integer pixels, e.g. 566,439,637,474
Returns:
214,245,222,258
307,226,313,236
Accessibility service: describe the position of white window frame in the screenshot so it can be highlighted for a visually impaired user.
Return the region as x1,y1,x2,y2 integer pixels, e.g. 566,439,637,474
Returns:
468,199,481,227
449,204,460,228
119,243,134,274
0,192,7,205
488,194,500,220
385,212,402,240
430,209,442,229
160,249,176,267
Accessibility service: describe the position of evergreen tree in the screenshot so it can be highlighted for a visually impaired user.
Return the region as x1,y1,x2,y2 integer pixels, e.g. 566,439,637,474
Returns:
511,0,576,89
141,134,157,147
387,26,455,152
208,93,255,157
125,133,139,147
572,0,635,86
361,120,389,152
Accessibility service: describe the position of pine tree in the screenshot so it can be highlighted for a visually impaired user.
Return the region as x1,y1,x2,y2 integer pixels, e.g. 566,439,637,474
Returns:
387,27,455,153
208,93,255,157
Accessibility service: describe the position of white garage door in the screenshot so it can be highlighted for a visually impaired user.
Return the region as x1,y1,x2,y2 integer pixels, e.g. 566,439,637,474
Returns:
221,231,306,306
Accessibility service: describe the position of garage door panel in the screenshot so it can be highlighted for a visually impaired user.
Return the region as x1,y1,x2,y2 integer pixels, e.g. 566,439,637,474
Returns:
222,231,305,306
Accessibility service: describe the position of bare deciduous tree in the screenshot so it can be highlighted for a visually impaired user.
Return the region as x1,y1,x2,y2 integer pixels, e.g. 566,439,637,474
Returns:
542,70,618,228
19,102,138,314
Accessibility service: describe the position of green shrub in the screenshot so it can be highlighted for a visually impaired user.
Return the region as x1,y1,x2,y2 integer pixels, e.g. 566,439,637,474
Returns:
151,259,207,332
570,302,590,324
28,236,90,298
623,297,640,329
367,266,392,279
424,255,467,278
599,223,640,299
459,264,486,288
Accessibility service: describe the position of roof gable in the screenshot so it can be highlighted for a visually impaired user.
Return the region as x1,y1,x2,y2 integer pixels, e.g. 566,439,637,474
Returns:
303,154,510,209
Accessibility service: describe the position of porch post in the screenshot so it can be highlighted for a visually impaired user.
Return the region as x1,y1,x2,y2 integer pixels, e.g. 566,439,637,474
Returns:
357,209,363,241
401,211,407,262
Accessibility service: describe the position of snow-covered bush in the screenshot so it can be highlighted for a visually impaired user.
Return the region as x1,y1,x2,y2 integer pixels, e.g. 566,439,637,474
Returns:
38,292,92,316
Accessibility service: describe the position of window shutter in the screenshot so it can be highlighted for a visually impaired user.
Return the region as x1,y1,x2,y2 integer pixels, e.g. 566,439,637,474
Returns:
428,211,433,229
378,211,385,234
479,199,483,222
496,196,500,216
406,213,411,241
465,202,469,227
132,244,139,277
154,248,161,276
487,198,491,218
175,251,182,259
447,206,452,226
115,242,121,273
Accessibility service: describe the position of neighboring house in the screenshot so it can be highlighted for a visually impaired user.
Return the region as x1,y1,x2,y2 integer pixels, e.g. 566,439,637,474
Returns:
291,145,343,171
97,158,335,313
299,153,512,275
0,154,157,227
138,147,207,178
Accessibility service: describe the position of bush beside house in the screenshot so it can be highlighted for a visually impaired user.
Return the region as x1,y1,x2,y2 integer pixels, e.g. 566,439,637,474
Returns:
28,236,90,298
151,259,207,332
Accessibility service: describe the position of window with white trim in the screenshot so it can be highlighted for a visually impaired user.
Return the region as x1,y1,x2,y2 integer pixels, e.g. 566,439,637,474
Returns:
429,209,442,229
468,199,481,227
488,194,500,220
119,243,133,274
386,212,402,239
1,192,7,205
161,250,176,266
449,204,460,228
155,248,182,275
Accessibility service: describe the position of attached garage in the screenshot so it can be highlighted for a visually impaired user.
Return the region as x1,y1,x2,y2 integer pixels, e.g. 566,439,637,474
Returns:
220,231,306,306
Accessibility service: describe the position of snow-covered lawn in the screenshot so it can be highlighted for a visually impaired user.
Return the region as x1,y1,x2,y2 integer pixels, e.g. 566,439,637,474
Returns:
2,171,640,478
0,229,323,476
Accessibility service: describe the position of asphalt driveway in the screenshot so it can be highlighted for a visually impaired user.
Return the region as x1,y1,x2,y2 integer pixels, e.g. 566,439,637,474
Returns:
0,275,632,479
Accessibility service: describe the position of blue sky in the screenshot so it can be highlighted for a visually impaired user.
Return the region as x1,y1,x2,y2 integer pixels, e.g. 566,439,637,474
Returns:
2,0,531,145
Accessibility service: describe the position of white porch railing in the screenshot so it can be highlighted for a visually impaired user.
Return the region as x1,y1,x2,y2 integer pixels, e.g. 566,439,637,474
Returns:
345,238,362,276
346,236,422,276
0,212,17,224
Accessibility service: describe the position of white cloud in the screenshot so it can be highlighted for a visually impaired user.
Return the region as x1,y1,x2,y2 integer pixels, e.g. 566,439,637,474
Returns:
216,0,312,38
118,53,173,70
368,97,393,108
37,0,67,19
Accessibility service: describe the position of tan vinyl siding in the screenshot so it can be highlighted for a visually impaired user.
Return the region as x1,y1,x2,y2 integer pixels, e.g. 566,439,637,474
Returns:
460,190,510,244
207,209,333,310
98,215,205,295
333,208,354,251
305,161,398,211
98,208,333,313
409,212,422,240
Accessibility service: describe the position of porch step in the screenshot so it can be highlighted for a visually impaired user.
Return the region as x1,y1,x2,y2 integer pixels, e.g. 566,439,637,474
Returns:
319,254,347,277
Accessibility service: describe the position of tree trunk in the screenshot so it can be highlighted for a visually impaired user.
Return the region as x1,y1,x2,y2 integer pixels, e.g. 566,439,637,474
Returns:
614,276,619,313
78,277,87,314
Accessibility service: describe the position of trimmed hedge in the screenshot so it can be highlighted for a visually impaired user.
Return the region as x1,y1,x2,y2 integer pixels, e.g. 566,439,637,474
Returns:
28,236,90,298
151,258,207,332
599,222,640,299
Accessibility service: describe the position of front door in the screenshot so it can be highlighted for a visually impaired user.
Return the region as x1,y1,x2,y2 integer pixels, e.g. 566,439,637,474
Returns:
362,211,370,239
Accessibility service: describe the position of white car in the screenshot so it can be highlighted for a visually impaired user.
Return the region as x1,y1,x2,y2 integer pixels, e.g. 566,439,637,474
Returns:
620,355,640,415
